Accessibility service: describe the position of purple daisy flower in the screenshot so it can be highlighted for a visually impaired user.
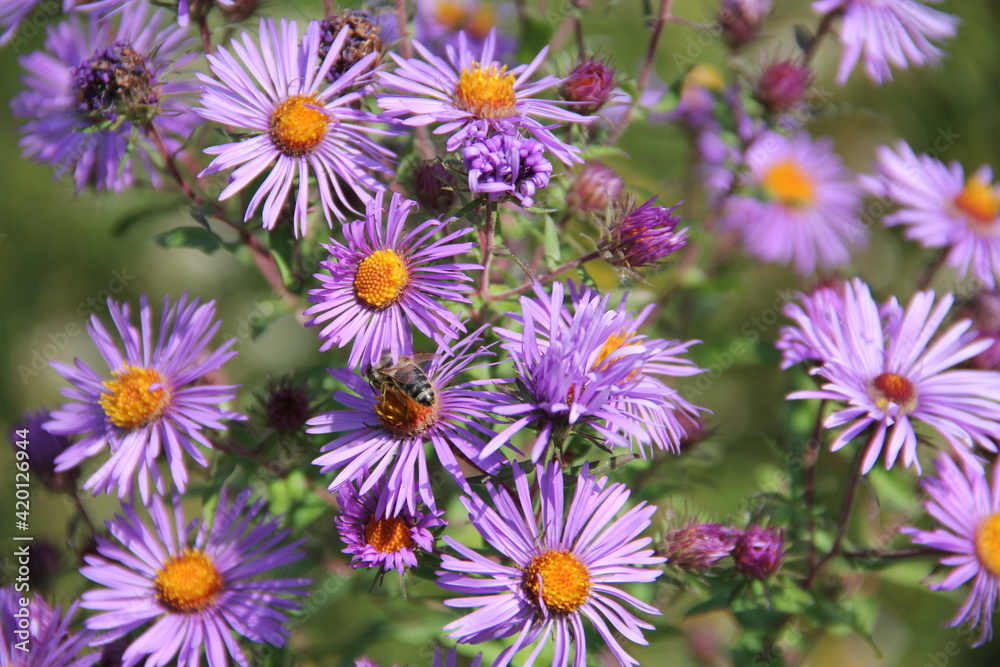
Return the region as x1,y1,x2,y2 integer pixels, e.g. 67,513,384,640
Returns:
377,28,591,164
861,141,1000,289
487,281,704,462
462,121,552,207
438,462,664,667
776,282,848,369
1,588,98,667
304,191,480,370
720,131,866,275
1,0,46,46
45,294,244,501
81,490,311,667
196,17,395,236
336,471,446,574
788,278,1000,473
11,4,196,193
309,329,512,517
903,454,1000,646
812,0,959,85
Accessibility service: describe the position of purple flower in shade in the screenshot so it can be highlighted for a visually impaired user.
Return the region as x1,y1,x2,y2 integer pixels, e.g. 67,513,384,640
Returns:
663,522,738,573
196,18,395,237
720,131,866,275
377,29,592,165
812,0,959,85
600,196,688,272
488,281,704,462
720,0,772,49
336,472,445,575
957,290,1000,371
45,294,244,501
860,141,1000,289
1,588,98,667
308,330,512,517
776,282,848,370
11,4,196,193
787,278,1000,473
303,192,479,370
10,410,76,491
903,454,1000,646
461,122,552,207
731,526,784,579
438,462,664,667
81,490,311,667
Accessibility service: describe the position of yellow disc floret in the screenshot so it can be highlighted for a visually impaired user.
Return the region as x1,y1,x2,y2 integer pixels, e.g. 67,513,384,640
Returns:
154,550,224,613
364,517,413,553
976,513,1000,576
100,365,170,429
954,175,1000,228
454,62,517,119
354,249,410,308
269,94,328,157
522,550,591,613
762,159,816,207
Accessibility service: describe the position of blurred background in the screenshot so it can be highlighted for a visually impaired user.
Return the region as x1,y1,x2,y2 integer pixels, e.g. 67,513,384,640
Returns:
2,0,999,664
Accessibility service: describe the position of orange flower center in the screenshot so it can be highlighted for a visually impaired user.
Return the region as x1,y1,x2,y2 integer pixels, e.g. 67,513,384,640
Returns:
354,249,409,309
100,365,170,429
374,383,438,436
364,516,413,553
976,513,1000,576
454,62,517,119
269,94,328,157
869,372,917,414
521,550,591,613
154,550,223,612
762,159,815,207
953,176,1000,229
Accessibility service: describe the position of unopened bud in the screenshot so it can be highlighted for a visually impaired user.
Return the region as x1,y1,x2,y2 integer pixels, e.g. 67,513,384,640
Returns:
720,0,772,50
755,59,813,112
561,57,616,114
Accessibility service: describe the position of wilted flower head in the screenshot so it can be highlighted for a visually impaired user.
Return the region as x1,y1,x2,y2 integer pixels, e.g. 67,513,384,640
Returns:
567,161,624,213
411,161,458,215
664,522,737,572
318,10,384,83
9,410,76,492
601,196,688,272
561,56,616,114
720,0,772,49
754,59,813,112
732,525,784,578
258,375,314,434
461,122,552,207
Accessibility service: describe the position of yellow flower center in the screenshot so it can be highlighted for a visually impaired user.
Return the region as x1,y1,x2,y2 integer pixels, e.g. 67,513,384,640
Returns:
592,331,632,371
100,365,170,429
374,383,439,437
953,176,1000,228
521,550,591,613
454,62,517,119
154,550,223,613
354,249,410,309
869,371,917,414
269,94,328,157
976,513,1000,576
762,159,815,207
364,516,413,553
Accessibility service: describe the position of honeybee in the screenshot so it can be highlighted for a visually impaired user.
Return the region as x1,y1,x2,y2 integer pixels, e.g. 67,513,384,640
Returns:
366,352,437,406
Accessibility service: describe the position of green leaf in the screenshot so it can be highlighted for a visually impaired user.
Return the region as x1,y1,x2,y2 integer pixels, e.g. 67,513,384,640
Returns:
543,214,561,264
268,226,296,287
153,226,224,254
112,202,181,236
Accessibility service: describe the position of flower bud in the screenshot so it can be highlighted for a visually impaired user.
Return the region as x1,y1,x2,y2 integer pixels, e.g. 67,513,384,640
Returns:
732,525,784,578
567,161,624,213
720,0,772,50
411,161,457,215
561,57,616,114
261,377,313,434
755,59,813,112
664,522,737,572
601,196,687,271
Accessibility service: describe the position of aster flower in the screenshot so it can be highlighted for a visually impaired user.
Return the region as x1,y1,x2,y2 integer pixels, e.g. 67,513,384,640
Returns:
197,17,395,236
1,588,98,667
600,196,688,272
438,462,664,667
812,0,959,85
903,454,1000,646
336,471,445,575
45,294,244,501
787,278,1000,473
10,410,76,491
957,290,1000,370
1,0,44,46
488,281,704,462
731,526,784,578
462,122,552,207
776,282,848,369
304,191,479,370
720,131,866,275
11,4,196,193
81,490,311,667
861,141,1000,289
377,28,591,164
309,329,512,517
